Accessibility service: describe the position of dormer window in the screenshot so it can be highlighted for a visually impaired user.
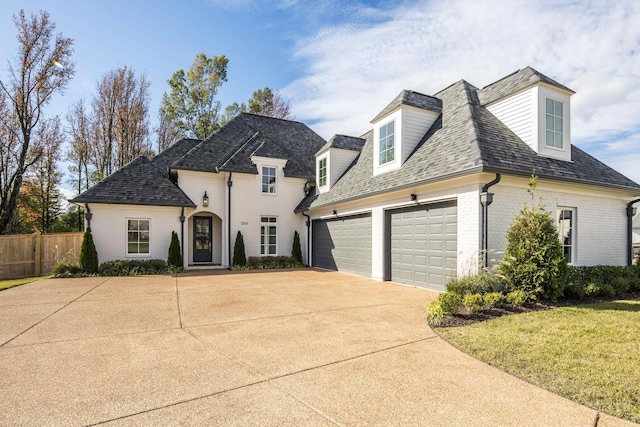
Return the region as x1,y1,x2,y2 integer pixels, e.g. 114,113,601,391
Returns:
379,120,395,165
318,158,327,187
545,98,563,149
262,166,277,194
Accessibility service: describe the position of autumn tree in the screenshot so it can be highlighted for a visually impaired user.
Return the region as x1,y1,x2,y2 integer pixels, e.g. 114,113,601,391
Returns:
160,53,228,139
0,10,74,234
155,105,185,152
248,87,292,119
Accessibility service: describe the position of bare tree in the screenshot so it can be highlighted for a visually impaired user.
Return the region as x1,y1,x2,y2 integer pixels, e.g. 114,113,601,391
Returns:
32,116,64,232
66,100,91,230
0,10,74,234
156,105,184,152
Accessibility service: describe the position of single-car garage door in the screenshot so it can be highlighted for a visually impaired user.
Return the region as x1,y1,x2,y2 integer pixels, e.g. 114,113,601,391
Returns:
312,213,372,276
388,201,457,291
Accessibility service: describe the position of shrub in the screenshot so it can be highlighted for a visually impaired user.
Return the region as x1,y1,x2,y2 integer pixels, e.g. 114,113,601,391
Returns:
52,261,82,277
98,259,167,276
584,282,616,298
628,277,640,292
483,292,505,308
463,293,485,313
425,300,445,326
246,256,303,269
292,230,303,264
232,231,246,266
506,290,528,306
79,227,99,273
438,291,462,315
563,281,586,300
446,272,505,296
498,203,568,300
610,277,630,294
167,231,182,268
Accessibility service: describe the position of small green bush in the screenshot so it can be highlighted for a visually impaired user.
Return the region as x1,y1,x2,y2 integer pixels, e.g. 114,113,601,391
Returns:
245,256,303,269
438,291,462,315
292,230,303,264
463,293,485,313
52,261,82,277
79,227,99,273
167,231,182,268
610,277,630,294
425,300,445,325
506,290,528,306
628,277,640,292
563,281,586,300
446,272,504,296
232,231,246,266
584,282,616,298
483,292,505,308
98,259,168,276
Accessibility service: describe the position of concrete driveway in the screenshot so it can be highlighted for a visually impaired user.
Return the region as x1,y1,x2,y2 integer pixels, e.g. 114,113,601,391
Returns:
0,269,634,426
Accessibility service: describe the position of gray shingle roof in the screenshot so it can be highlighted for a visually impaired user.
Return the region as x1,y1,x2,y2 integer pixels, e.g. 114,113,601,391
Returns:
172,113,326,179
478,66,575,106
372,90,442,123
306,74,639,211
151,138,202,172
70,156,196,207
316,134,366,156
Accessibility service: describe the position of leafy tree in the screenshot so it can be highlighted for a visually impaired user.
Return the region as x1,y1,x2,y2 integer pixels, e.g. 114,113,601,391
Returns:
167,231,182,268
155,105,184,153
292,230,303,264
498,202,568,301
248,87,292,119
220,102,247,127
160,53,228,140
0,10,74,234
79,227,98,273
232,230,246,266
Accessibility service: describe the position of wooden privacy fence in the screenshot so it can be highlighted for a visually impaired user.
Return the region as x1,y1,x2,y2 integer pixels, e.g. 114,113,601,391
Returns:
0,231,84,280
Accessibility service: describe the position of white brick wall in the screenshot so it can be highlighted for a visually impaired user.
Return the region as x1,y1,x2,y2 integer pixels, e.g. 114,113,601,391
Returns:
489,179,629,266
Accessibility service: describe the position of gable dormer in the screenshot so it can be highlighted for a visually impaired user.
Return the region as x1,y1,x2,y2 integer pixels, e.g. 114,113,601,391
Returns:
371,90,441,176
315,135,364,194
479,67,575,162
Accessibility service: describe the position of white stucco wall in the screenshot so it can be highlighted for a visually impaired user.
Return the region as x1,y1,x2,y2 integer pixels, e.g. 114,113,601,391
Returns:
87,203,182,264
488,176,633,266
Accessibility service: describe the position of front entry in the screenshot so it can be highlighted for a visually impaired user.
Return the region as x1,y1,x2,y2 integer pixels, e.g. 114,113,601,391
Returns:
193,216,213,263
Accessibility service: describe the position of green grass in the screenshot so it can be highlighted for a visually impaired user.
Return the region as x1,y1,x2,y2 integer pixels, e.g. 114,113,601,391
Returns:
438,299,640,424
0,276,49,291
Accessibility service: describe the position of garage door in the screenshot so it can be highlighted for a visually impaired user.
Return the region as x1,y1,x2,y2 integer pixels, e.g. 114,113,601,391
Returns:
312,214,372,276
388,201,457,291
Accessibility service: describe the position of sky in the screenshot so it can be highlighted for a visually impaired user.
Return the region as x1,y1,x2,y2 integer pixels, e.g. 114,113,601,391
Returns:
1,0,640,193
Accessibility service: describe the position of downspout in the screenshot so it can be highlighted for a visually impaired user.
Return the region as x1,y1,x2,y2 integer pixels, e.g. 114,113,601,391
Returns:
84,203,92,229
480,173,502,269
179,207,185,267
302,212,311,266
627,198,640,266
227,172,233,268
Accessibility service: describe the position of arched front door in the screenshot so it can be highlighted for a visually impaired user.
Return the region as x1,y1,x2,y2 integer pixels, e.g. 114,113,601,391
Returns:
193,216,212,262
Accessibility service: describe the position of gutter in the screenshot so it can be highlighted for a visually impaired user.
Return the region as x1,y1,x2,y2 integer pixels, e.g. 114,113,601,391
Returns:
84,203,92,229
227,172,233,268
480,173,501,268
179,207,185,267
302,211,311,266
627,198,640,266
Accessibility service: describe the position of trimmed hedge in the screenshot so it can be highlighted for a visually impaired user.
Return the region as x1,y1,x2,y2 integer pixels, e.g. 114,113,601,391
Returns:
231,256,304,270
98,259,168,276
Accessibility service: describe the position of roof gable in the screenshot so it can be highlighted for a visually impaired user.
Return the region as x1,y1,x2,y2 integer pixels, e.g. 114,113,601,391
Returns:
70,156,196,207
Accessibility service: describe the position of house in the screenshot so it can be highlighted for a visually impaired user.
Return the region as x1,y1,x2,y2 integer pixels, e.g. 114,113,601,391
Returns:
71,113,326,268
73,67,640,291
297,67,640,290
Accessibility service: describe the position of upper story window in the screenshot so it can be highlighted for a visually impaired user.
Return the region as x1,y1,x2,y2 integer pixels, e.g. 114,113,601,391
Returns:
545,98,563,149
127,218,150,256
379,120,395,165
262,166,277,194
557,208,576,264
318,158,327,187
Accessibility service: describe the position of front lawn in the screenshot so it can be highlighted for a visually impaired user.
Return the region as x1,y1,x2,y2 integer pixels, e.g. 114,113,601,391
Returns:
438,299,640,424
0,276,49,291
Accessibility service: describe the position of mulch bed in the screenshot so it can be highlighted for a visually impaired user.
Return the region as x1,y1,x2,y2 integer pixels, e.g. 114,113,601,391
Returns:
436,290,640,328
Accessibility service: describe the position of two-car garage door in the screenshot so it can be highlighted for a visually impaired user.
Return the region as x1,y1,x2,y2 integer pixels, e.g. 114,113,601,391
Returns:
312,201,457,291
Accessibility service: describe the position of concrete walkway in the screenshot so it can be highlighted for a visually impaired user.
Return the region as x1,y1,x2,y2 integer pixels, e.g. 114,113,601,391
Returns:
0,270,635,426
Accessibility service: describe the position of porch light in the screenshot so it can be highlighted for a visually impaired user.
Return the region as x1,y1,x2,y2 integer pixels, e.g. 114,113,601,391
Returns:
203,191,209,207
410,193,417,202
333,209,338,216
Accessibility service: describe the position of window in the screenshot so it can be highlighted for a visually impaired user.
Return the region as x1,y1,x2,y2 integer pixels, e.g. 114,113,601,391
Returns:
262,166,277,194
379,120,395,165
557,209,575,263
545,98,563,149
318,158,327,187
127,219,150,255
260,217,277,255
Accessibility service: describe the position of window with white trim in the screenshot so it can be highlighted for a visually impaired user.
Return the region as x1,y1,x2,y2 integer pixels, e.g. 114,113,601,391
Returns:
545,98,563,149
318,158,327,187
262,166,277,194
127,218,150,255
557,208,576,264
260,216,277,255
379,120,395,165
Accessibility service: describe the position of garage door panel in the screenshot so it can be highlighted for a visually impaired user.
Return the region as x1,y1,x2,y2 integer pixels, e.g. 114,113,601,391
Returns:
389,202,457,291
312,214,372,277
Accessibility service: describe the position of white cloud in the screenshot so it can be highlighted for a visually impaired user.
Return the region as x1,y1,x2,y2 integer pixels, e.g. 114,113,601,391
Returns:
285,0,640,183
